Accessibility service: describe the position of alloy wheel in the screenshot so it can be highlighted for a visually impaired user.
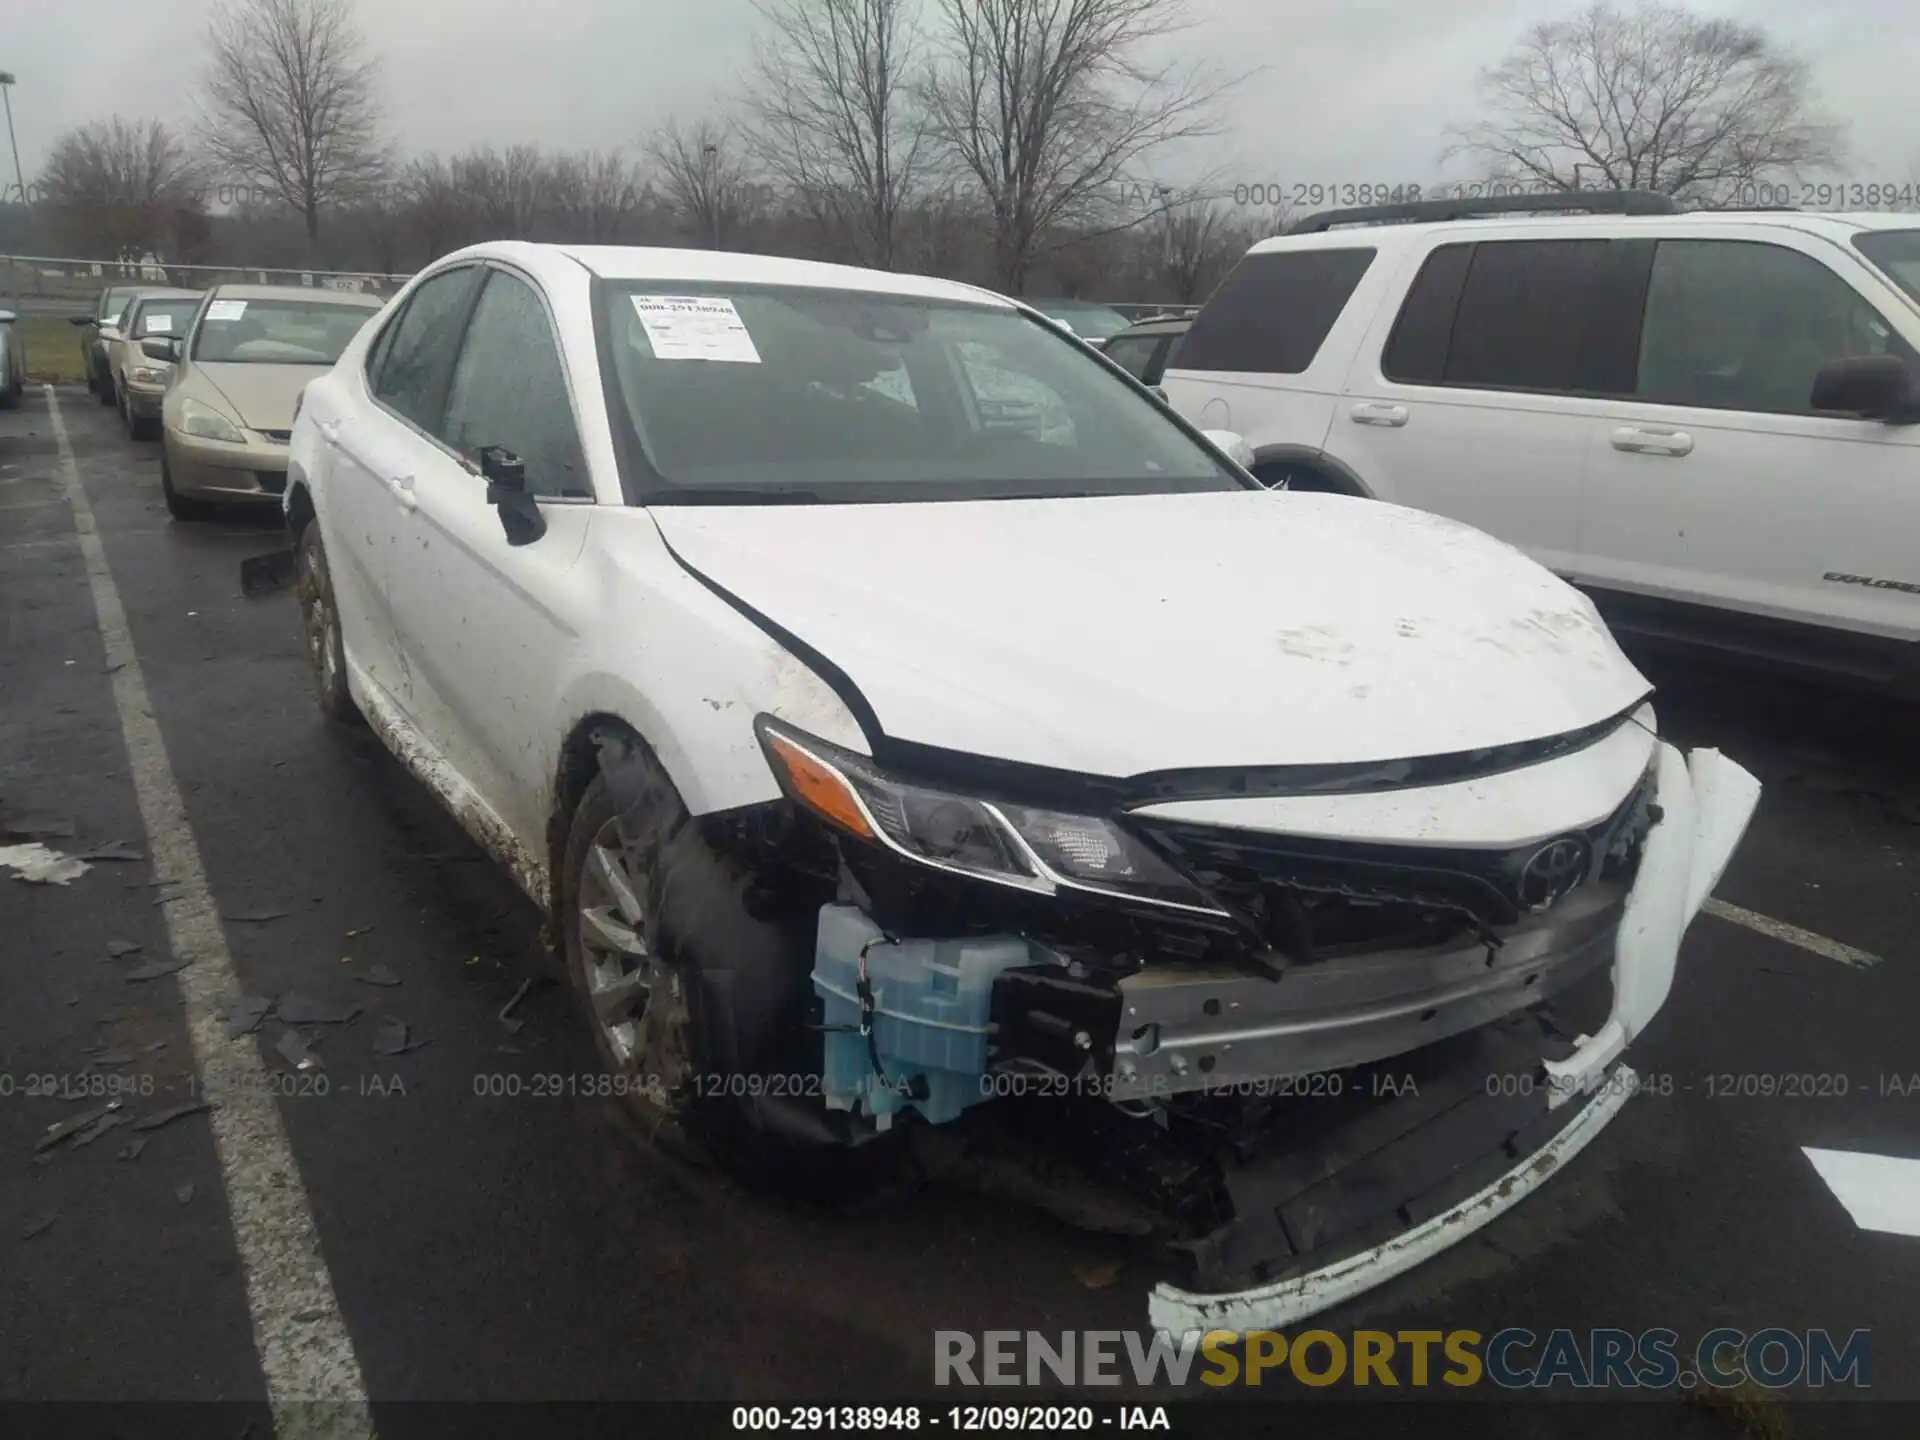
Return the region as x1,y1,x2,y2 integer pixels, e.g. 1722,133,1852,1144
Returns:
576,819,691,1109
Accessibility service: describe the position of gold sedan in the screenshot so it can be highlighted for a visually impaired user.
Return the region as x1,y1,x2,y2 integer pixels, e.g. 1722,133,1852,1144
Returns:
154,283,386,519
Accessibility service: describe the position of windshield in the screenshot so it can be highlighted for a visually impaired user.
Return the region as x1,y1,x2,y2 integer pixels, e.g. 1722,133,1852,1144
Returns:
1033,302,1132,340
192,297,378,365
132,299,201,340
1855,230,1920,308
598,282,1242,503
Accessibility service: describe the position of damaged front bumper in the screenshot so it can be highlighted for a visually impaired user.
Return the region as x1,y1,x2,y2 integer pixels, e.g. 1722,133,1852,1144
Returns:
1145,743,1759,1331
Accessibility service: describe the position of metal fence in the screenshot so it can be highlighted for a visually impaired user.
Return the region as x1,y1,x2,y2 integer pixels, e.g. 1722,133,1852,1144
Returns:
1,252,1199,320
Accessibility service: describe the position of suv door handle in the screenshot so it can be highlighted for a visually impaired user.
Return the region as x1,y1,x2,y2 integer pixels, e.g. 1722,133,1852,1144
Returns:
1611,426,1693,456
392,471,417,511
1350,402,1408,427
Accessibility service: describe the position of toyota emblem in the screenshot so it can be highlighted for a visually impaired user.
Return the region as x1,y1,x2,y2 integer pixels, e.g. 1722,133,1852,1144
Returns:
1517,836,1591,911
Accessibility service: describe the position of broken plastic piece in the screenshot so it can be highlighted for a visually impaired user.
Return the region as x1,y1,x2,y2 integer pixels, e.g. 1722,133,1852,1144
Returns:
498,978,533,1033
117,1137,148,1162
79,842,144,862
373,1020,410,1056
175,1180,195,1204
1,843,92,886
3,813,77,841
22,1210,57,1240
227,996,273,1036
132,1101,211,1133
223,910,290,924
38,1102,123,1150
275,1030,319,1070
105,940,142,957
68,1110,133,1149
125,959,192,982
351,964,402,988
276,993,361,1025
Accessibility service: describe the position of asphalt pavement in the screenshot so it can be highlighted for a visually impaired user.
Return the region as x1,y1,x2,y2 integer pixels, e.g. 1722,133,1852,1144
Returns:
2,386,1917,1435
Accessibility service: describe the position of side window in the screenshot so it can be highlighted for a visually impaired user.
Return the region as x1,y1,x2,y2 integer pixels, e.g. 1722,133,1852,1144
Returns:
1173,248,1375,374
371,267,478,433
1103,335,1159,380
1442,240,1610,393
1635,239,1914,416
440,270,590,498
1381,244,1473,383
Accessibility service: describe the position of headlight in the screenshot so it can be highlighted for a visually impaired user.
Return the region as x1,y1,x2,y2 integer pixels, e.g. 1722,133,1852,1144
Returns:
131,366,165,384
756,718,1222,913
178,397,247,444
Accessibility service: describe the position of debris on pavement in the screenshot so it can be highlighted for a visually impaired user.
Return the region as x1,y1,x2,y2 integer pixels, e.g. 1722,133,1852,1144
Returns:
275,1030,320,1071
65,990,81,1006
175,1180,195,1204
345,925,375,938
125,959,192,982
373,1019,431,1056
351,964,402,988
1,843,92,886
117,1137,147,1162
37,1102,124,1151
3,813,77,842
276,993,361,1026
105,941,143,957
132,1101,212,1133
146,1041,167,1054
292,1309,328,1323
498,977,534,1034
88,1051,135,1067
227,996,273,1037
222,910,291,924
239,548,298,597
78,842,145,863
22,1211,58,1240
1074,1260,1123,1291
68,1111,133,1149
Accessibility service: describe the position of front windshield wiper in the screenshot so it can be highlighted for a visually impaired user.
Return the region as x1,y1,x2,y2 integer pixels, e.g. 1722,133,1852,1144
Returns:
637,487,826,505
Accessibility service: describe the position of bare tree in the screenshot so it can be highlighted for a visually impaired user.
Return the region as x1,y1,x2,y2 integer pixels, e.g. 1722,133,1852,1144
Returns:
1447,2,1844,203
200,0,389,244
548,149,644,243
644,118,763,249
1145,189,1241,303
36,117,204,261
747,0,927,268
921,0,1235,295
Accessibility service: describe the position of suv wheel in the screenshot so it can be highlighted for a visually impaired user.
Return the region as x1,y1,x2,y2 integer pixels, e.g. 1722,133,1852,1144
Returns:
295,523,358,723
98,370,116,407
559,749,902,1195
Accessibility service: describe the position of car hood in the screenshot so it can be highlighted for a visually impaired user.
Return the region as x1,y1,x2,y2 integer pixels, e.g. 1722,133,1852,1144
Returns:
196,362,327,431
650,490,1652,776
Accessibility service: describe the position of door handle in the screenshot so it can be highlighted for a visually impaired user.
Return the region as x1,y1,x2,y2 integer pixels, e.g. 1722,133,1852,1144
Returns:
1611,426,1693,456
392,471,417,511
1350,402,1408,427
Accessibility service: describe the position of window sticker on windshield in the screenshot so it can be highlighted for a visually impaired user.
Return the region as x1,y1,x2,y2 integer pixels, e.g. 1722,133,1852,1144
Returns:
206,300,248,322
145,314,173,333
629,295,761,363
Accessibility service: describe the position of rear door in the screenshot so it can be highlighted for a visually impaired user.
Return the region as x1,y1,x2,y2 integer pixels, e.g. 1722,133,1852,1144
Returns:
384,263,595,849
322,263,484,710
1332,235,1641,576
1574,229,1920,664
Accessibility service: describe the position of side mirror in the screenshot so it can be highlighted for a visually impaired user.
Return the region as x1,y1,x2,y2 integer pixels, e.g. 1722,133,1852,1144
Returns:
479,445,546,546
71,315,94,327
141,336,178,362
1811,355,1920,423
1151,385,1169,402
1201,428,1258,472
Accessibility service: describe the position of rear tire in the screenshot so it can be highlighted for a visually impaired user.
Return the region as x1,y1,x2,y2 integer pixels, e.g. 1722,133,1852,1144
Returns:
99,371,116,407
295,522,359,724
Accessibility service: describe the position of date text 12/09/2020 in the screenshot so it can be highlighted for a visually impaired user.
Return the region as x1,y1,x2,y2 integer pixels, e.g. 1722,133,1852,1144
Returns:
730,1406,1172,1432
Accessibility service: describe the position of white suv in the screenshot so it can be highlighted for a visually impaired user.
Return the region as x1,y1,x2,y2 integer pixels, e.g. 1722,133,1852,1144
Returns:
1162,196,1920,693
283,240,1758,1328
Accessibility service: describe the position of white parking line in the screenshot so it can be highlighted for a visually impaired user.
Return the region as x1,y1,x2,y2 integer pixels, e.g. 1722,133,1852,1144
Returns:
1701,897,1882,969
1803,1148,1920,1237
45,387,372,1432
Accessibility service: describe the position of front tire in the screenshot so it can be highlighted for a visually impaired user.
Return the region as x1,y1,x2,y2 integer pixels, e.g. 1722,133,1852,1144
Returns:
295,522,359,724
559,752,902,1194
99,370,116,407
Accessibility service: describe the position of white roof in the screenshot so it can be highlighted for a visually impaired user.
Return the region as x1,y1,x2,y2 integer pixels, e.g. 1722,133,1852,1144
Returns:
1251,208,1920,252
432,239,1015,308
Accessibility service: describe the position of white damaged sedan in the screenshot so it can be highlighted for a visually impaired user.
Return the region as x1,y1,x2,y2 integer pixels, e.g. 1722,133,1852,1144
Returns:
284,241,1760,1330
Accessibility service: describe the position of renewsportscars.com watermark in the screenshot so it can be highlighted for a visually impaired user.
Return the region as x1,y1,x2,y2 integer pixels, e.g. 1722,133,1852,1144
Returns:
935,1328,1872,1390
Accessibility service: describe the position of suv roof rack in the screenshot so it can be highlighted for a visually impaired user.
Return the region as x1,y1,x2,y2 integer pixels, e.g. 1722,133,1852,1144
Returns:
1287,189,1681,235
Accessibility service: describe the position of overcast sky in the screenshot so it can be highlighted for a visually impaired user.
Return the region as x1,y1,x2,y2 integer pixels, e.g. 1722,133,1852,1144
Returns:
3,0,1915,196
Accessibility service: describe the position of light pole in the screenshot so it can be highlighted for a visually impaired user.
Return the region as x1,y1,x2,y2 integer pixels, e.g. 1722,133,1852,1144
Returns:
0,72,25,209
702,141,721,250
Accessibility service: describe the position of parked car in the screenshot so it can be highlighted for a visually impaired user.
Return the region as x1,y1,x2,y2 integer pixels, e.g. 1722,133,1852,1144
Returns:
284,240,1757,1318
0,309,25,407
110,288,204,439
71,285,144,403
1028,298,1133,347
1161,192,1920,693
1101,314,1191,388
151,283,386,518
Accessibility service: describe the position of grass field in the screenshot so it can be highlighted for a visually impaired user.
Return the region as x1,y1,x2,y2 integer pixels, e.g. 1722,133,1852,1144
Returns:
12,313,90,384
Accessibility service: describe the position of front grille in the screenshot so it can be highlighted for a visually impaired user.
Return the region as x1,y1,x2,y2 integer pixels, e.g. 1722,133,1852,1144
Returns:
253,471,287,495
1131,761,1659,963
